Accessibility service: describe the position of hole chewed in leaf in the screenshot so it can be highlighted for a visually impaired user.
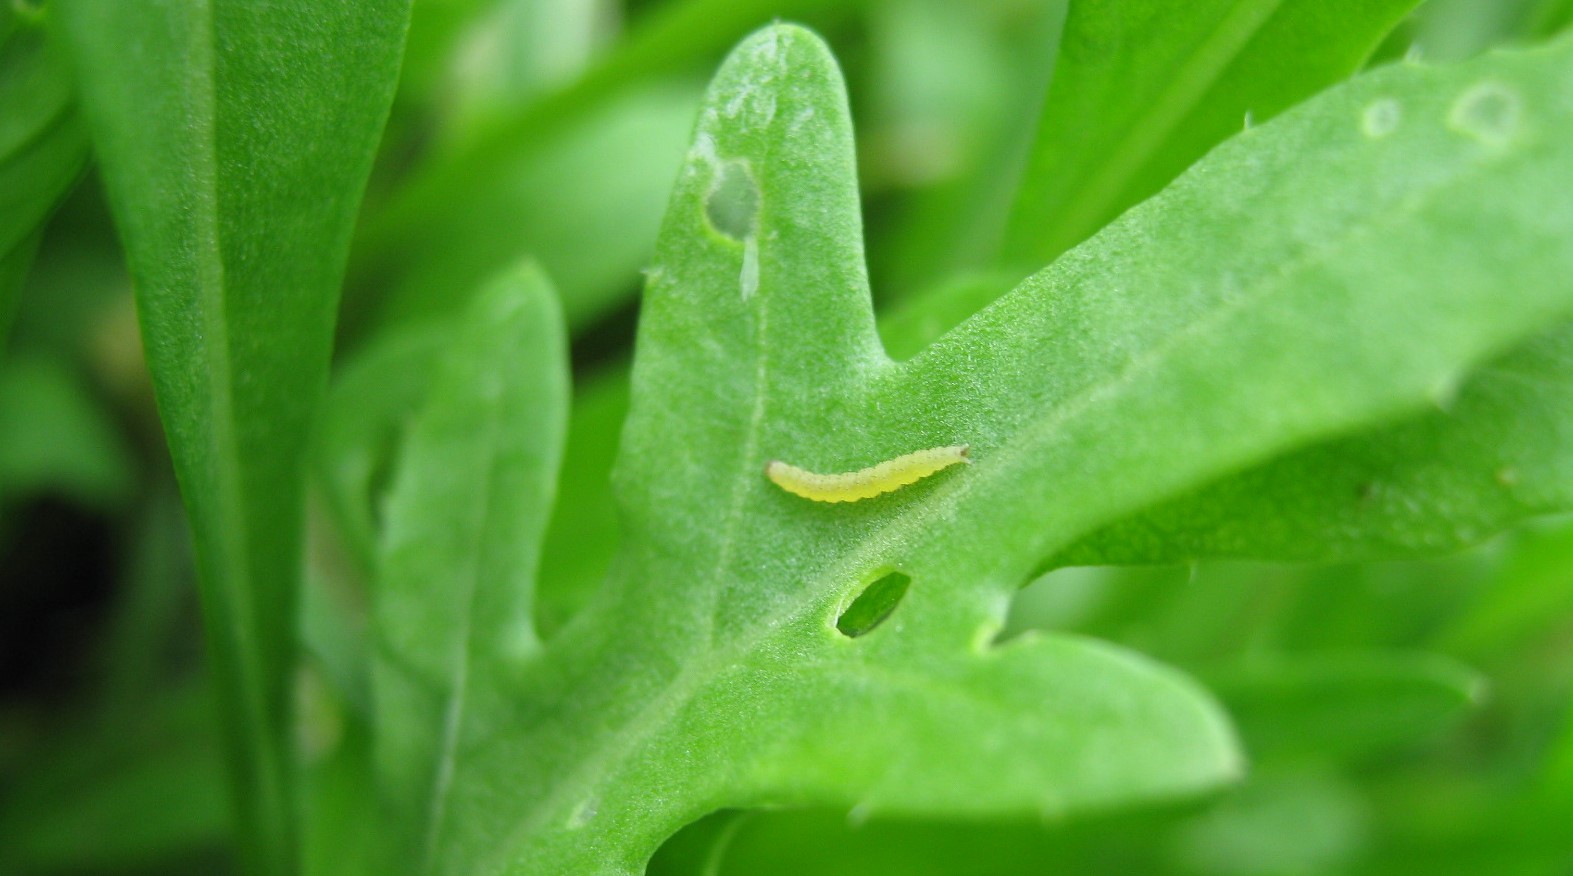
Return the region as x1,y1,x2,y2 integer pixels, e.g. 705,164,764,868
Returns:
704,159,759,241
836,571,911,638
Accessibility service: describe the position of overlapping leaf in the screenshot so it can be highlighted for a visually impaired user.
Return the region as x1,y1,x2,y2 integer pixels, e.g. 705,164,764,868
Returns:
0,3,88,344
56,2,411,870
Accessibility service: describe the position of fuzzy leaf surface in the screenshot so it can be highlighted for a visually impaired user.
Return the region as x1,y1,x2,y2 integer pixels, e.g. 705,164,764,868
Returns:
428,21,1573,873
56,1,411,869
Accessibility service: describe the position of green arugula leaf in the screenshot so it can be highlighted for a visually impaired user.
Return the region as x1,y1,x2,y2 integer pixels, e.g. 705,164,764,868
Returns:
429,27,1239,874
55,2,411,871
373,263,570,863
418,20,1573,873
1003,0,1419,268
0,3,88,345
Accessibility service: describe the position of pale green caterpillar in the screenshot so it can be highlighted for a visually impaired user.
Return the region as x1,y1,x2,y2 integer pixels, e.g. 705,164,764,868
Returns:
766,445,970,502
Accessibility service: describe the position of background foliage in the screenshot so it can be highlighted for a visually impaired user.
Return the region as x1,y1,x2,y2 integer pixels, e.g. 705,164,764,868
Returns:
3,0,1573,874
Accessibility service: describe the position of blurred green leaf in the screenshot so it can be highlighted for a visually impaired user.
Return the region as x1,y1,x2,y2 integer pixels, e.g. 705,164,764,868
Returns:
0,683,228,874
1003,0,1418,268
1203,653,1483,763
300,668,386,876
1168,772,1370,876
375,80,700,333
372,263,570,863
353,0,855,337
0,354,133,509
315,324,446,583
536,364,628,635
866,0,1066,297
100,488,195,717
55,2,412,870
1440,517,1573,658
0,3,89,345
437,0,616,134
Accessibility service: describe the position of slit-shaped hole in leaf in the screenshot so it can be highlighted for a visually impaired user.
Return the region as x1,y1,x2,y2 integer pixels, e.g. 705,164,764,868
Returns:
704,159,758,241
836,571,911,638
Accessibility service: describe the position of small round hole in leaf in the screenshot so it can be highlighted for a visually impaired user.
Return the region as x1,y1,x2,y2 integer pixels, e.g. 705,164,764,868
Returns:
836,571,911,638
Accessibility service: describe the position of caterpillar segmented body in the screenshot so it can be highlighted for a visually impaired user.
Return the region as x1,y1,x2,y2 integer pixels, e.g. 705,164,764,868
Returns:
766,445,970,503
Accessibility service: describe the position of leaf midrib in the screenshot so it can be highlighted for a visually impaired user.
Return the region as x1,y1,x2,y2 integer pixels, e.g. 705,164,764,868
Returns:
185,0,260,753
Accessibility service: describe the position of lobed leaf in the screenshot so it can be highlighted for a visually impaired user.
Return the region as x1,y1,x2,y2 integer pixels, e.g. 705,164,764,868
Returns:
429,27,1244,874
373,263,570,864
384,20,1573,876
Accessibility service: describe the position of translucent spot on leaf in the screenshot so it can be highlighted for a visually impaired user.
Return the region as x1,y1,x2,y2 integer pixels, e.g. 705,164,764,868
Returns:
1496,467,1519,487
1360,99,1401,138
704,159,758,241
836,571,911,638
567,797,598,828
1447,82,1522,147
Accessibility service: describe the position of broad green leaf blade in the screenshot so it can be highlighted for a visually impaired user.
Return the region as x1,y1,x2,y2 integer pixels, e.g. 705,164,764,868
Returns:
427,27,1239,875
1002,0,1418,268
374,263,570,863
55,2,411,871
0,3,88,345
1055,324,1573,565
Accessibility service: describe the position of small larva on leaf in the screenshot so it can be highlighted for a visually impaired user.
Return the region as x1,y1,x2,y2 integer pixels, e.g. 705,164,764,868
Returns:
765,445,970,503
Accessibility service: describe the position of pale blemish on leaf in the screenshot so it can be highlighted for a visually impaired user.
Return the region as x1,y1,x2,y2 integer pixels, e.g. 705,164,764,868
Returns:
1361,98,1401,138
685,129,719,180
740,234,759,301
566,797,597,829
1447,81,1522,147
